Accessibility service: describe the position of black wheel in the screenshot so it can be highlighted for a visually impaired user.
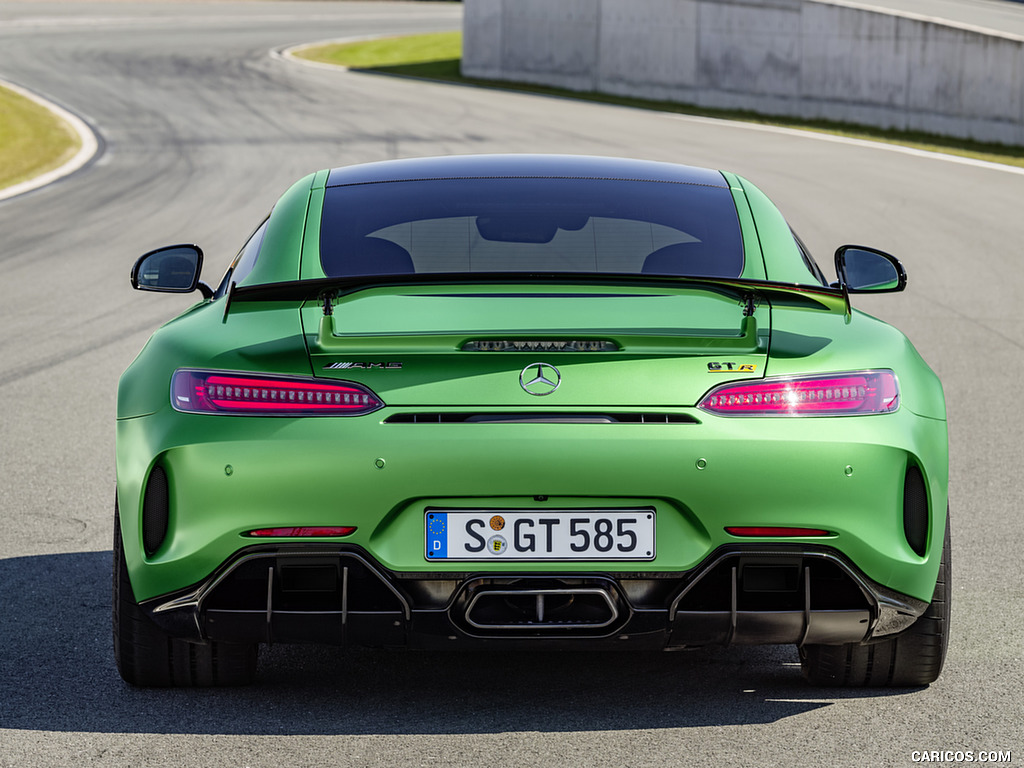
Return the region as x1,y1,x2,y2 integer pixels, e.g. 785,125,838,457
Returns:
113,500,257,686
800,514,950,687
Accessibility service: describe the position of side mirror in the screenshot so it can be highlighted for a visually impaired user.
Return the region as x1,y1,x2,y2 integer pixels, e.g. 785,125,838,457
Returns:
834,245,907,293
131,244,211,296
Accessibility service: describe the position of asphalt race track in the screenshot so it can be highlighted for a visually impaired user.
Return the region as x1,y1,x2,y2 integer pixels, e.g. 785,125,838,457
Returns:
1,2,1022,766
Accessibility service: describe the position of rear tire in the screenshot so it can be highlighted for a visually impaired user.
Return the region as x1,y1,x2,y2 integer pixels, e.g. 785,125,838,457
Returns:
800,514,950,687
113,500,257,686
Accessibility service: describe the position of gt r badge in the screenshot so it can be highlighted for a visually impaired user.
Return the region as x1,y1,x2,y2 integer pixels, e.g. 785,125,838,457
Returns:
519,363,561,396
708,362,757,373
324,362,403,370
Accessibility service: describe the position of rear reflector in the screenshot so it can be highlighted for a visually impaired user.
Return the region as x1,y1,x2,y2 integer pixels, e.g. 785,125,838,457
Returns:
699,370,898,416
726,527,831,537
142,465,169,557
172,370,383,416
246,526,357,538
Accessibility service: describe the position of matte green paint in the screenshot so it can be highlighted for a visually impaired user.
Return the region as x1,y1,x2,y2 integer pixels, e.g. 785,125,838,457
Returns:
117,401,946,603
723,171,768,281
117,167,948,616
736,175,822,285
242,173,316,286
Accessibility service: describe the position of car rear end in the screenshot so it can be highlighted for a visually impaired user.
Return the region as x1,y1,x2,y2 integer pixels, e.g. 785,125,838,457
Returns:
116,156,948,684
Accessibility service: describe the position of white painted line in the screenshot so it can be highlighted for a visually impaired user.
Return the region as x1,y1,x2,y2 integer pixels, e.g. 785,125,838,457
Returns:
0,79,100,202
822,0,1024,43
665,113,1024,177
272,35,397,72
4,13,448,31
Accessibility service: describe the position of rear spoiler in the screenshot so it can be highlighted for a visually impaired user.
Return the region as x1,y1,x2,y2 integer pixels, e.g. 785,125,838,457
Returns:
223,272,844,321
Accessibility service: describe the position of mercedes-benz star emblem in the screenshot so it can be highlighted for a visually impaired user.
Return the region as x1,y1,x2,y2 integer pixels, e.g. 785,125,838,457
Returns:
519,363,561,396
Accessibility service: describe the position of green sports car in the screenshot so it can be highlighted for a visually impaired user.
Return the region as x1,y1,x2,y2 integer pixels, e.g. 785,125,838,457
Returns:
115,154,949,687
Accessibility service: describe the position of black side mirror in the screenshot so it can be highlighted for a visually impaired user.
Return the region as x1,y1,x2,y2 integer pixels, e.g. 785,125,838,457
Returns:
131,244,211,297
834,246,907,293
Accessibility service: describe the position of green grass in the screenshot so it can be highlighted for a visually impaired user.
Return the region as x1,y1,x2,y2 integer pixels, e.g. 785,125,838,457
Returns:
295,31,1024,170
0,84,81,191
295,30,462,72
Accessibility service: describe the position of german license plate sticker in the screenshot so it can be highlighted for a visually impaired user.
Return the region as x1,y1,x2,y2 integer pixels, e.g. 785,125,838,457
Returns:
425,509,655,561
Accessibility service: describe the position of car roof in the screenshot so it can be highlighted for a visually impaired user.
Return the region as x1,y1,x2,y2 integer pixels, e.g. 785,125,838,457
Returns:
324,154,729,188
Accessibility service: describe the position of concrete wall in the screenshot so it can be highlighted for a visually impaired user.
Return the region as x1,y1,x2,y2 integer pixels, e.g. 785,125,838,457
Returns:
462,0,1024,146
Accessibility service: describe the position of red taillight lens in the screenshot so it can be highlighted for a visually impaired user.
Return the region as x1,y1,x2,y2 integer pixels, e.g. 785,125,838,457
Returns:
726,527,831,537
171,370,383,416
246,526,357,538
698,370,898,416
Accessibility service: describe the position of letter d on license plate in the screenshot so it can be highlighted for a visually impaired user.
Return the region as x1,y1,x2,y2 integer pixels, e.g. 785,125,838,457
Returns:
425,509,655,561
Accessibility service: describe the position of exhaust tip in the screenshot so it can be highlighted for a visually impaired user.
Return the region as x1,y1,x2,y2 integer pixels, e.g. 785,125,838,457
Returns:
456,578,627,636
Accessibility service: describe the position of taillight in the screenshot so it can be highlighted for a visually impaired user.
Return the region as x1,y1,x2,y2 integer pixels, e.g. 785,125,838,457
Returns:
171,370,383,416
698,370,898,416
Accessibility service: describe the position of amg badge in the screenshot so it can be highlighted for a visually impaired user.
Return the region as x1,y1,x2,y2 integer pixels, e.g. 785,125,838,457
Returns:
324,362,403,370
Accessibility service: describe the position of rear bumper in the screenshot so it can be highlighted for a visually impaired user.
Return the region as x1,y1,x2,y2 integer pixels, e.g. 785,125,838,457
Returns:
117,405,949,606
144,543,928,649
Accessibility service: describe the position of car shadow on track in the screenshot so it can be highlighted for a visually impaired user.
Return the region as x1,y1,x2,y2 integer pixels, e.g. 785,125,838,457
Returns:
0,552,923,735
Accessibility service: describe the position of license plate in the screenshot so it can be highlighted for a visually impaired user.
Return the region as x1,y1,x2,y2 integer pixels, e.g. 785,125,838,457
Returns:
425,509,655,561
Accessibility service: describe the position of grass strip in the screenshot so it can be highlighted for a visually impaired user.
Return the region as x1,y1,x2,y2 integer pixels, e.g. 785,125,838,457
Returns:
0,84,81,191
296,31,1024,170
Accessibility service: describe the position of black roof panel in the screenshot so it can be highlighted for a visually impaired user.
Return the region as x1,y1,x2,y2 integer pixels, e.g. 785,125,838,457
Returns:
325,154,728,188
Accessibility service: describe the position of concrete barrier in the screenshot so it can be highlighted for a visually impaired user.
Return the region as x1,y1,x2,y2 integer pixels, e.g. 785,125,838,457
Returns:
462,0,1024,146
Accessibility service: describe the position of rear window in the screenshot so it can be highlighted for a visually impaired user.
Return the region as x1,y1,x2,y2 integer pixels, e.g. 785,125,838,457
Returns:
320,177,743,279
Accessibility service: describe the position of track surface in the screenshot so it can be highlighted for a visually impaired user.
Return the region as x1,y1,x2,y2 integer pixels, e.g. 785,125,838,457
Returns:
1,2,1022,766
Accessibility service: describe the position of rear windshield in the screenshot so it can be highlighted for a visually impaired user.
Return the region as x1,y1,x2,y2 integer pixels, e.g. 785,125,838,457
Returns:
320,177,743,278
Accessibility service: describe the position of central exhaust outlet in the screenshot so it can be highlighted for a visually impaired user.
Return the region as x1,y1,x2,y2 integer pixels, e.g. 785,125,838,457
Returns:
457,577,627,636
